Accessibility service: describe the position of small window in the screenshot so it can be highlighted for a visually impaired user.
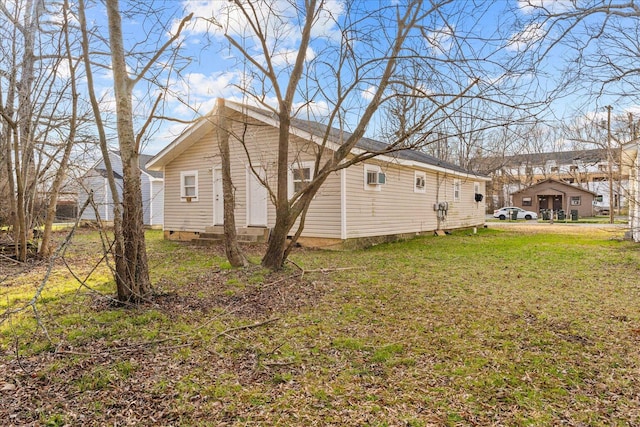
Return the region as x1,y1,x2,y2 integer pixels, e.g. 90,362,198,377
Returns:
569,165,578,172
414,171,426,193
522,197,532,206
570,196,581,206
595,195,604,202
292,166,311,193
453,179,461,202
289,161,315,197
180,171,198,201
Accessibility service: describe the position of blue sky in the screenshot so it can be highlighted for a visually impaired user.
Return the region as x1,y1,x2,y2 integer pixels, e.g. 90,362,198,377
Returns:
87,0,637,154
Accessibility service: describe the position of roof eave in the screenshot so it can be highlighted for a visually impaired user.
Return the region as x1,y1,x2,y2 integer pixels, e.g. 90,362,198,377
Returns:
146,111,219,171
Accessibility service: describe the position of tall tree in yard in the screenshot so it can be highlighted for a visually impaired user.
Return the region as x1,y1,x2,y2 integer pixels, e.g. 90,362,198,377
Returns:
79,0,192,302
0,0,81,261
38,0,79,258
216,99,247,267
104,0,151,300
194,0,531,269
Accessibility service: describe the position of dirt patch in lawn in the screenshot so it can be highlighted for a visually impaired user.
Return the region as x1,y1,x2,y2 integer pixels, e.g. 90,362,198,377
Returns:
152,264,330,319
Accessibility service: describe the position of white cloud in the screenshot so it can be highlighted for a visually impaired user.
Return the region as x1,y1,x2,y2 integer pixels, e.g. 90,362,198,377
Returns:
506,22,547,52
310,0,344,41
361,85,376,101
174,0,343,53
517,0,574,15
163,71,244,116
424,25,455,56
624,105,640,117
42,2,79,26
293,100,330,121
270,46,316,67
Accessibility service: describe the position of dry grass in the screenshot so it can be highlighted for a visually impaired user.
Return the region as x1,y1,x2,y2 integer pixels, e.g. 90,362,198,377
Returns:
1,225,639,426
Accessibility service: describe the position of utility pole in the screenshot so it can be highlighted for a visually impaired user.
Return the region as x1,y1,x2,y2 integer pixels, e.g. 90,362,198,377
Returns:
606,105,614,225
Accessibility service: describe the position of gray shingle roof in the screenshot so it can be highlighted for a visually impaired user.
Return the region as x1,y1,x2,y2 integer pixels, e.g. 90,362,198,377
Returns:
139,153,163,179
236,102,483,177
498,148,605,167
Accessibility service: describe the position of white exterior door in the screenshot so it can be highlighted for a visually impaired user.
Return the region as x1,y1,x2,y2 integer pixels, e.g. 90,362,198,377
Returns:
247,167,268,226
213,166,224,225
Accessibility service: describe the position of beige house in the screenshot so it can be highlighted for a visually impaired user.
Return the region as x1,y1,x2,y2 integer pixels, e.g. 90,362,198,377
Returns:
511,178,597,218
146,99,489,248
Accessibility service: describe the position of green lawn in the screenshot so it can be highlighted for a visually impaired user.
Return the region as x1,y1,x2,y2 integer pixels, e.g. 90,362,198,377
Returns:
1,227,639,426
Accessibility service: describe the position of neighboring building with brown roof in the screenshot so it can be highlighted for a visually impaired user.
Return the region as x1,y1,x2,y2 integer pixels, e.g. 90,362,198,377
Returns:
511,179,597,218
476,148,626,213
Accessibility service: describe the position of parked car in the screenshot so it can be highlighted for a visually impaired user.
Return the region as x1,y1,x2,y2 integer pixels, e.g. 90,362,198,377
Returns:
592,201,610,215
493,207,538,220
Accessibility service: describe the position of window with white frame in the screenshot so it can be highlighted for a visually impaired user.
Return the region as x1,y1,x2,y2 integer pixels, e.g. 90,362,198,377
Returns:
570,196,581,206
180,171,198,201
289,161,314,196
453,179,461,202
364,164,384,191
414,171,426,193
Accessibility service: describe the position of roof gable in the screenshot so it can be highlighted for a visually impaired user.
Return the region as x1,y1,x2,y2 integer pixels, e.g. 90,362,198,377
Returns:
511,178,597,196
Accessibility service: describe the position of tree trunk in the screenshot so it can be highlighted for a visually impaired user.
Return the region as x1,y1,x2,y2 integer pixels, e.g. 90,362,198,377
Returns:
216,99,247,267
39,0,77,258
260,108,293,270
261,209,291,270
12,0,41,262
106,0,151,302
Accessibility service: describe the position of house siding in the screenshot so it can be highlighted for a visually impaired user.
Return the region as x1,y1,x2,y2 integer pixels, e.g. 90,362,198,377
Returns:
437,175,486,230
343,162,485,238
632,156,640,242
163,113,343,237
150,179,164,226
291,169,342,238
78,172,121,222
140,173,151,225
163,134,215,232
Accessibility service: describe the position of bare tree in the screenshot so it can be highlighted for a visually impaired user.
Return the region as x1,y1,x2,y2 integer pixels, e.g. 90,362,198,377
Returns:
198,0,522,269
216,99,247,267
38,0,79,257
0,0,84,261
78,0,192,302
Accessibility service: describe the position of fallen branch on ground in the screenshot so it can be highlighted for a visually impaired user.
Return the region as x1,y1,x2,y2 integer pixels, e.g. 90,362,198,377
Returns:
215,317,280,339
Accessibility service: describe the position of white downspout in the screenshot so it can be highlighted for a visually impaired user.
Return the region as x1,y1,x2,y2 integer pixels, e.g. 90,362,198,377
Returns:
341,168,347,240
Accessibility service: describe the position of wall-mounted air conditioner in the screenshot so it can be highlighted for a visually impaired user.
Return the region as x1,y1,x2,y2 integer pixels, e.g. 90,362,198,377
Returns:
366,171,386,185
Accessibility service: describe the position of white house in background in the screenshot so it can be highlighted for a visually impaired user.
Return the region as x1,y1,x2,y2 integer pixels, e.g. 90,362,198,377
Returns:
622,141,639,241
77,151,164,227
146,99,489,248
